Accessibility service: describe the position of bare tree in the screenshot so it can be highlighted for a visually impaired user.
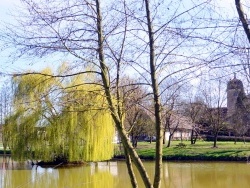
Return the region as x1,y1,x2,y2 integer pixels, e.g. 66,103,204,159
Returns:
0,0,152,187
120,81,153,148
126,108,154,148
204,107,228,147
202,80,228,148
143,0,163,186
1,0,240,187
164,112,180,148
230,111,249,144
182,99,206,144
162,99,175,146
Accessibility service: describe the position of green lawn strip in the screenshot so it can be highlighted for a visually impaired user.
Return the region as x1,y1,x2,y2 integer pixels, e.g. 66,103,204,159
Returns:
134,141,250,161
2,141,250,161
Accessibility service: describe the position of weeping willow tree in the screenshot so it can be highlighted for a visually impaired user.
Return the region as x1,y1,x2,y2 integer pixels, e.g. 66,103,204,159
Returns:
4,67,115,162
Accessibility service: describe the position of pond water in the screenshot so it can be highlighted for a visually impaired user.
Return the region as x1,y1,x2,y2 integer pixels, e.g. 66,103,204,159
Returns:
1,157,250,188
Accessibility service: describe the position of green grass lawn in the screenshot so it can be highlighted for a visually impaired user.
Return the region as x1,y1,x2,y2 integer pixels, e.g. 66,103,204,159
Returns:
116,140,250,161
2,140,250,161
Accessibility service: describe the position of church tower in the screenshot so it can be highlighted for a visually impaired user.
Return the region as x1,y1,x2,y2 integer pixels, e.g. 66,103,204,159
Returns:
227,73,245,116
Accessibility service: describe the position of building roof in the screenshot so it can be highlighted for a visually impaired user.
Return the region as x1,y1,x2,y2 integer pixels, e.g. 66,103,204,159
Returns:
227,74,244,91
170,113,194,130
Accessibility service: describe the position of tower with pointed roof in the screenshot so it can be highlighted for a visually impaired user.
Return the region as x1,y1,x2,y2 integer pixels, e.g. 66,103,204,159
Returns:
227,73,246,117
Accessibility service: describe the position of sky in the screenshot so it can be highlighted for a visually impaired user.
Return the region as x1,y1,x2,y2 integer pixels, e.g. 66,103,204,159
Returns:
0,0,248,110
0,0,65,81
0,0,246,84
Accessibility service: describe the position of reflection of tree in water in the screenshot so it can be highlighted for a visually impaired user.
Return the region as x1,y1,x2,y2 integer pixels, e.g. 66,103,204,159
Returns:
2,160,250,187
162,163,192,188
160,162,250,188
55,163,115,188
0,159,117,188
0,156,32,188
184,162,250,188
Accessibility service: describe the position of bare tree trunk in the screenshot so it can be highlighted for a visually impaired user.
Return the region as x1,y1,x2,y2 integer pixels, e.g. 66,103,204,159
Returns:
144,0,163,187
149,136,152,144
163,130,166,145
95,1,152,187
124,147,138,188
117,126,153,187
191,129,195,144
191,129,198,144
213,133,218,148
193,135,197,144
235,0,250,43
167,134,172,148
132,137,138,148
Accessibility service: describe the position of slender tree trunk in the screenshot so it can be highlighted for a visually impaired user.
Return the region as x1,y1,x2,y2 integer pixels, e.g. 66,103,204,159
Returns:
132,135,136,147
192,130,198,144
116,125,153,187
133,137,138,148
124,146,138,188
95,1,152,187
234,135,237,144
193,134,197,144
235,0,250,43
167,135,172,148
144,0,163,187
213,133,218,148
163,130,166,145
190,129,198,145
191,129,194,144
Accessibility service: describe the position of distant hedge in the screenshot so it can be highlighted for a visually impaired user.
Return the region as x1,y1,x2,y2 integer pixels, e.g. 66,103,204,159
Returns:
0,150,11,155
203,135,250,142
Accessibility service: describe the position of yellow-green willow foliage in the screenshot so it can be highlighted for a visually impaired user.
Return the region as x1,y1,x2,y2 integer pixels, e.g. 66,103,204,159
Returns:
57,75,115,162
5,67,115,162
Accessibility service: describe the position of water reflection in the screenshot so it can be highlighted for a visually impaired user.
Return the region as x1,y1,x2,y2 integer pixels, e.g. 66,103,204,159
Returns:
1,157,250,188
162,162,250,188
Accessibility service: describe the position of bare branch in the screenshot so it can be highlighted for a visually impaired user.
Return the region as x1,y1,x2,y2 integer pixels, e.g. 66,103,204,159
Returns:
235,0,250,43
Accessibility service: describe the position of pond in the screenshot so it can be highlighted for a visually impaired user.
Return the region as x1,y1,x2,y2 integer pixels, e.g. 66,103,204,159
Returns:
1,157,250,188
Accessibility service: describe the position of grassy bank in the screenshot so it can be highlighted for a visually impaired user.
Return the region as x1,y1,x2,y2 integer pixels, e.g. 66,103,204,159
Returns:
115,140,250,162
2,141,250,162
